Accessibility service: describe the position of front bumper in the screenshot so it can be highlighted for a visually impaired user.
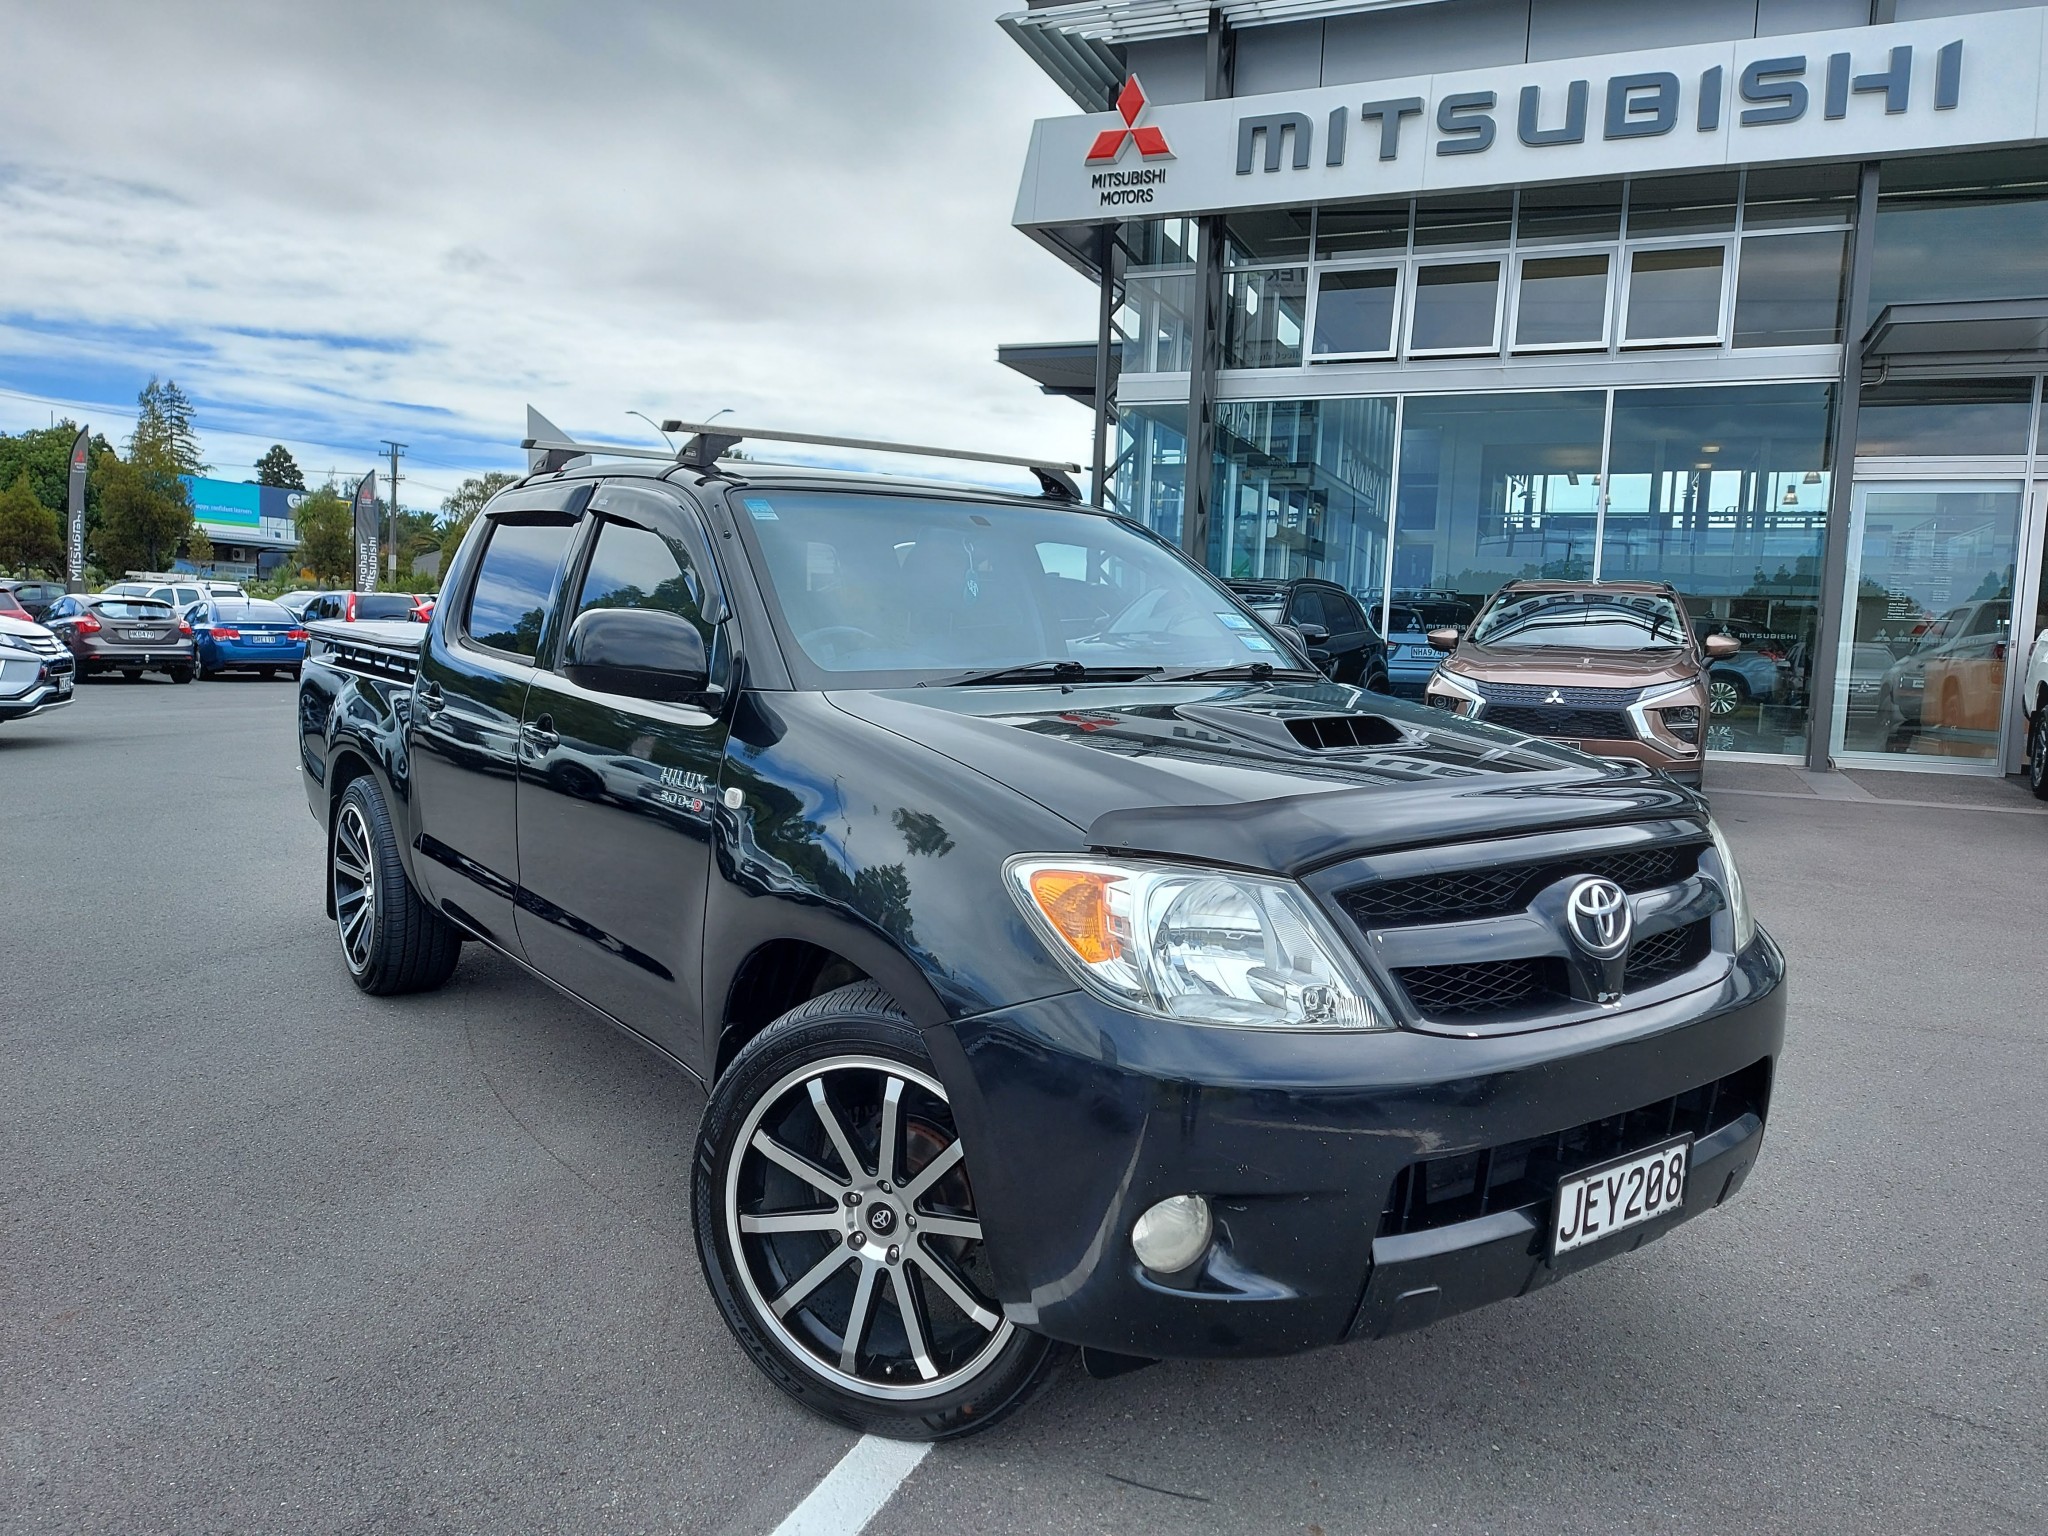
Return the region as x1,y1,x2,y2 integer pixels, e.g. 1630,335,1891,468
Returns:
932,935,1784,1360
0,675,74,721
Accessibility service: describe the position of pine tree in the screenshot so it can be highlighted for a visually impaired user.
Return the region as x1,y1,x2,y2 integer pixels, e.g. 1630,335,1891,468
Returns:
254,444,305,490
130,377,206,476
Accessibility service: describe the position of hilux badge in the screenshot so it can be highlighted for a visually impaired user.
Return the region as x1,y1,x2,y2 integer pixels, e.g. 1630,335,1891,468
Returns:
1565,877,1632,961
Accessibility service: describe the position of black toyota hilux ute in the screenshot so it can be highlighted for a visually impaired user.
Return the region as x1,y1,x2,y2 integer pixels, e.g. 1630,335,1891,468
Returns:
297,426,1785,1442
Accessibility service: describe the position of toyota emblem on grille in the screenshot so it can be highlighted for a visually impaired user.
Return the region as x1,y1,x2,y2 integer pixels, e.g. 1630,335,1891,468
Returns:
1565,877,1632,960
1543,689,1566,705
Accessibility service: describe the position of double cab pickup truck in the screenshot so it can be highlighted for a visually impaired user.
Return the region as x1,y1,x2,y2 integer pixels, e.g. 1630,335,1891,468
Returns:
298,427,1785,1441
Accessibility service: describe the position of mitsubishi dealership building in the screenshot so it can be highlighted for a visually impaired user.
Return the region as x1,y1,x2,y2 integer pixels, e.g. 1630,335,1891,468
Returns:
1000,0,2048,776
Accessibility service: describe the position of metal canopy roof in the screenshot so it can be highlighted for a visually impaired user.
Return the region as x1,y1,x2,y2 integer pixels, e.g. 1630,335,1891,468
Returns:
999,0,1458,108
1863,298,2048,363
997,341,1103,407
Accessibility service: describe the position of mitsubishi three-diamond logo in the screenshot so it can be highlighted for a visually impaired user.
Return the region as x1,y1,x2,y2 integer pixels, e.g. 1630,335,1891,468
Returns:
1087,76,1173,164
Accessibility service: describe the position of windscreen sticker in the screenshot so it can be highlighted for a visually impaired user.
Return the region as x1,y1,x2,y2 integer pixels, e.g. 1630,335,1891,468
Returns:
1240,634,1276,652
1215,610,1252,630
742,498,778,520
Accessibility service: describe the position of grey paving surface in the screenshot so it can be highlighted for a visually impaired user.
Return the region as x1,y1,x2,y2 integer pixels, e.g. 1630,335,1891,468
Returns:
4,682,2045,1534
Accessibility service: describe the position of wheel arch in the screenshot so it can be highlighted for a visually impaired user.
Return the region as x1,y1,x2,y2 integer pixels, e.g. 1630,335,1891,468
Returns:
716,935,937,1079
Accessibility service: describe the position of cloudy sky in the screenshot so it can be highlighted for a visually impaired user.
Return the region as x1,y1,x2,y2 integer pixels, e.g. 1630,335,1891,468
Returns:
0,2,1096,510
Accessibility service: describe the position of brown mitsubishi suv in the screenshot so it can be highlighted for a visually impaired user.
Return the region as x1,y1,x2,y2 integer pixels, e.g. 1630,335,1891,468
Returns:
1423,580,1739,787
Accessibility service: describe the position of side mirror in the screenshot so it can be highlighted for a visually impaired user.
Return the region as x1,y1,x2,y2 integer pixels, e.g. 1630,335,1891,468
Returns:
1295,622,1331,646
563,607,709,704
1427,626,1462,653
1703,633,1742,659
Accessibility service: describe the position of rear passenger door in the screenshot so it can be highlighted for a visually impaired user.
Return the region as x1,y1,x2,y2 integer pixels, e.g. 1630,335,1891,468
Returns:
407,491,585,949
512,484,731,1051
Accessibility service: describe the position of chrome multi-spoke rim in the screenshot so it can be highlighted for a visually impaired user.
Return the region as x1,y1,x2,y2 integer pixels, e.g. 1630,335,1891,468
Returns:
1707,679,1741,717
332,803,376,975
725,1056,1013,1401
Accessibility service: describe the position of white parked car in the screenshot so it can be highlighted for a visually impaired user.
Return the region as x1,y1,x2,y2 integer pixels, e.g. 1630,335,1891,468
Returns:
2023,627,2048,799
0,613,75,726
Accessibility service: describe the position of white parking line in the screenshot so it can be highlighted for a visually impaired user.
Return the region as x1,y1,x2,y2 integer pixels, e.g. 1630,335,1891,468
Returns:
769,1435,931,1536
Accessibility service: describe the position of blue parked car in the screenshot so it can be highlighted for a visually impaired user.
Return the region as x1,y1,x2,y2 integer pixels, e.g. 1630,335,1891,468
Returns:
186,598,309,681
1385,598,1474,696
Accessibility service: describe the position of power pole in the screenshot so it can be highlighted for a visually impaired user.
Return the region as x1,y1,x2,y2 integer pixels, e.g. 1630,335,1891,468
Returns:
380,440,406,582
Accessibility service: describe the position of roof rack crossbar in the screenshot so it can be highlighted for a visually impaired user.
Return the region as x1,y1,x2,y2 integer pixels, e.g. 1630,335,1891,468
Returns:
520,425,1086,502
659,420,1082,477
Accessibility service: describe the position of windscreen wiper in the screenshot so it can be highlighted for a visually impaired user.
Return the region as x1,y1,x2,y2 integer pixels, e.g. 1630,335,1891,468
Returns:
915,659,1162,688
1148,661,1320,682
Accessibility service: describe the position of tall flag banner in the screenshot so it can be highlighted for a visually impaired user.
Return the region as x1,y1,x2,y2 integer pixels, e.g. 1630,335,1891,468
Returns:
65,427,90,592
353,472,379,593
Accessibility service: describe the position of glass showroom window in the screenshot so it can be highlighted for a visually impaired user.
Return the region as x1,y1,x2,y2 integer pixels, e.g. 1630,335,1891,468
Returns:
1856,378,2035,458
1223,265,1307,368
1209,398,1395,605
1601,385,1834,756
1733,231,1848,348
1622,246,1728,346
1513,253,1611,351
1311,267,1401,359
1871,147,2048,315
1409,261,1503,355
1390,392,1605,634
1116,216,1197,375
1114,405,1188,548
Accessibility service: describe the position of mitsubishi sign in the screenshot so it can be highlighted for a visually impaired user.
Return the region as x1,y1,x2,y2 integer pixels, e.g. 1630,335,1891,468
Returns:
1012,9,2048,227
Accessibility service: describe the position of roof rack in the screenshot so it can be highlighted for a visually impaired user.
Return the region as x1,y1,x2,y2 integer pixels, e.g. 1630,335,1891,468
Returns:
520,421,1086,501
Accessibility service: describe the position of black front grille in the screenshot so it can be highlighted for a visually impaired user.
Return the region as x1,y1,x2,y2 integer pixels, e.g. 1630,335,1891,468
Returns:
1483,704,1635,740
1395,956,1568,1016
1476,681,1643,707
1343,842,1703,928
1624,919,1710,989
1377,1058,1772,1238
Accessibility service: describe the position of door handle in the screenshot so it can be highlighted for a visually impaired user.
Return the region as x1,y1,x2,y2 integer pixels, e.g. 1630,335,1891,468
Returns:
417,681,444,714
525,713,559,751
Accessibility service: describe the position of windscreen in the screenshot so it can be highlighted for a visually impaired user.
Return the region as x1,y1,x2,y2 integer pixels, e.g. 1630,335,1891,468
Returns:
1469,590,1687,651
354,594,419,621
221,601,292,624
735,490,1292,684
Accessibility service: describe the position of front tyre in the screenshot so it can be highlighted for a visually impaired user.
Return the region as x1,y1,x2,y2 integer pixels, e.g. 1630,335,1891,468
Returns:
331,777,462,995
693,984,1066,1440
2029,706,2048,801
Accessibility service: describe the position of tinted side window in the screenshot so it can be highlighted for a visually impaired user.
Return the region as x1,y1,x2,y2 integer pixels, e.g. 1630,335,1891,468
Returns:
573,519,709,627
1288,589,1329,629
1330,593,1369,633
465,520,575,659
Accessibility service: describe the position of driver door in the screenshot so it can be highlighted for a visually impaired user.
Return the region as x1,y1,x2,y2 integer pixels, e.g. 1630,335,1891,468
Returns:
513,484,732,1054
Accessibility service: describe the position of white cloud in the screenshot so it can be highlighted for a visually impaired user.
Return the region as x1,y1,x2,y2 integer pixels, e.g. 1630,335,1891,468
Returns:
0,1,1098,505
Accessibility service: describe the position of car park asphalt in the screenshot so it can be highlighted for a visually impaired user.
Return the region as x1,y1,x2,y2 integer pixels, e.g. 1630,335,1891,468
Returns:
3,682,2044,1535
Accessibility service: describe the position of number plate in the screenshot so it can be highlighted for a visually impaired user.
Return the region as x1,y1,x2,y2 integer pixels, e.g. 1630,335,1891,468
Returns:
1551,1135,1689,1256
122,630,153,640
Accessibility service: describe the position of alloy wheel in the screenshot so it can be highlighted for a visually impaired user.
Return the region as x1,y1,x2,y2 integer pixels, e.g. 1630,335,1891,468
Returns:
2031,710,2048,796
332,803,377,975
1707,678,1742,717
724,1055,1012,1401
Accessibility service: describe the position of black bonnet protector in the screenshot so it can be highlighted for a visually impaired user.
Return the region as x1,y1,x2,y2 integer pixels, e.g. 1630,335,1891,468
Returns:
834,680,1702,878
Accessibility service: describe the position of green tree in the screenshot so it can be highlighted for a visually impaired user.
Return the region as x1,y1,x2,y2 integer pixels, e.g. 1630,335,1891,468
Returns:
293,485,354,585
130,376,205,475
0,423,111,531
253,444,305,489
91,447,195,574
0,473,62,574
185,521,215,569
438,471,519,557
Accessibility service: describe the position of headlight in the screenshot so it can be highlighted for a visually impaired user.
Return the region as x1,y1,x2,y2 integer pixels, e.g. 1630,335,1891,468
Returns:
1427,666,1483,715
1706,818,1755,951
1006,856,1393,1030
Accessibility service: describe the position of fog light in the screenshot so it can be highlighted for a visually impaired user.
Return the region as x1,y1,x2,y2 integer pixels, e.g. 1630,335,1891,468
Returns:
1131,1194,1212,1273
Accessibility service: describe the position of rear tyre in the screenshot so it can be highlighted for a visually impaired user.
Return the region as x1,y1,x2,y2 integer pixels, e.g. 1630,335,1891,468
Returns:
331,776,463,995
259,667,276,680
694,984,1068,1441
1364,669,1390,694
2029,706,2048,801
170,665,194,685
121,670,141,682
